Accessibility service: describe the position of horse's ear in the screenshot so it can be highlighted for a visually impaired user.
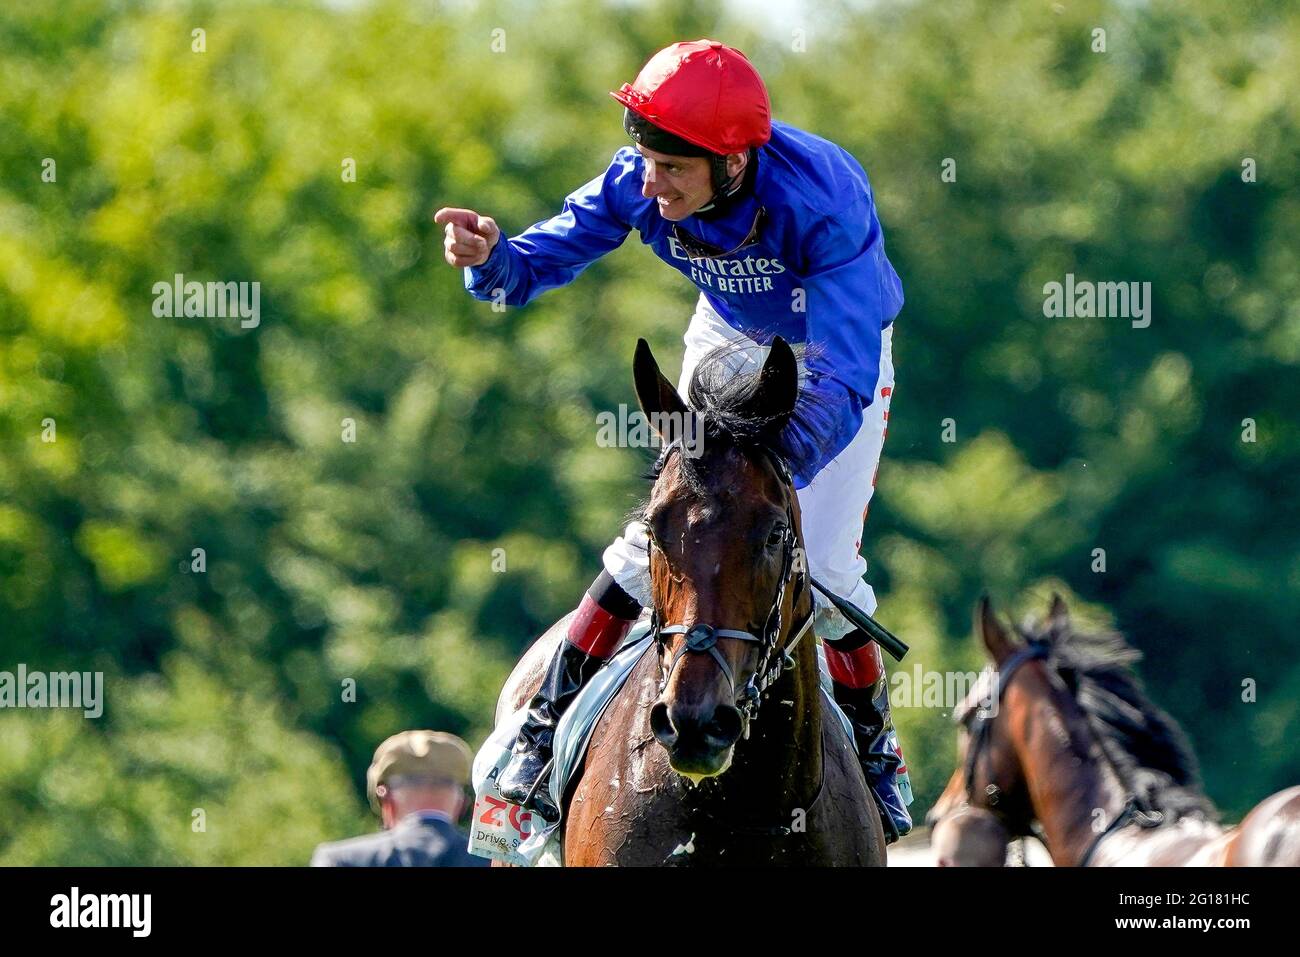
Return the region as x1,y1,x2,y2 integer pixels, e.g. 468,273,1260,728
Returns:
736,336,799,427
1047,593,1069,632
634,338,690,442
976,594,1016,666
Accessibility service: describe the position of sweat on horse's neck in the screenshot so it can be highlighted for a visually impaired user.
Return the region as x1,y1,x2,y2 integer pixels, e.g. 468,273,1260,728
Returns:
1012,681,1131,866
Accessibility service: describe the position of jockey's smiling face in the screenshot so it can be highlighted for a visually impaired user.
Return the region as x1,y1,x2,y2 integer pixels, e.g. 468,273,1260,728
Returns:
636,144,747,221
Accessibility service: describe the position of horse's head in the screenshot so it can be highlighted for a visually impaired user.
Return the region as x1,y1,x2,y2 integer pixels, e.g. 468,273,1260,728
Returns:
926,595,1065,859
632,335,810,780
931,592,1213,866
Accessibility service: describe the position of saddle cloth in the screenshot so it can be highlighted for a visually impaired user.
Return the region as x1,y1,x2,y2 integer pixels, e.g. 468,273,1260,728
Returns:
468,618,854,866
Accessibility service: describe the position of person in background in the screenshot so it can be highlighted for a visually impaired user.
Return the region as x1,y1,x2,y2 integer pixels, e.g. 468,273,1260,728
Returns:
310,730,488,867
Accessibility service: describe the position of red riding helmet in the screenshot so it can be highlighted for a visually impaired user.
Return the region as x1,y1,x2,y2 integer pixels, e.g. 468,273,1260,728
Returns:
611,39,771,155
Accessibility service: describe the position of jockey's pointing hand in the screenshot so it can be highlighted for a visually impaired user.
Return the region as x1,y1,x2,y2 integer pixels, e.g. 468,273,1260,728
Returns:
434,207,500,268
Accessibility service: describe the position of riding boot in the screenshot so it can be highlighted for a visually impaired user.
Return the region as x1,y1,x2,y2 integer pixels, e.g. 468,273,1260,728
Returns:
825,631,914,844
497,571,640,823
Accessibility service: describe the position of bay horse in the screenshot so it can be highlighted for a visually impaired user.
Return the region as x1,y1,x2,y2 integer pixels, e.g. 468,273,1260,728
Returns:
927,594,1300,866
496,336,885,865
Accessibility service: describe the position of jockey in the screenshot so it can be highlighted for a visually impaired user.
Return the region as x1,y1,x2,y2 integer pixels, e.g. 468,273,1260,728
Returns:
435,40,912,842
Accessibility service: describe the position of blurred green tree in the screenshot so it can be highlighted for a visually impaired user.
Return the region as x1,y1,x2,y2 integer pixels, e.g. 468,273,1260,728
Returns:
0,0,1295,863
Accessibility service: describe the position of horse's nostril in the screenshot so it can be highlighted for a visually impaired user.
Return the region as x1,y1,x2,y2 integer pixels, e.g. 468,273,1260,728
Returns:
706,705,743,746
650,701,677,747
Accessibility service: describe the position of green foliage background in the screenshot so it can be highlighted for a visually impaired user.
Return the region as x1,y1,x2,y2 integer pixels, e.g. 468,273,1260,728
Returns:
1,0,1296,864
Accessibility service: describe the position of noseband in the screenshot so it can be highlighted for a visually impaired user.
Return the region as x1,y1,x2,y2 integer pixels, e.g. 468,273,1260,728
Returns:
647,440,813,730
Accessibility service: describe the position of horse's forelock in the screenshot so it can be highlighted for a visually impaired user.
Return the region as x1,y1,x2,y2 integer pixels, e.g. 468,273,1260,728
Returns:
685,338,834,482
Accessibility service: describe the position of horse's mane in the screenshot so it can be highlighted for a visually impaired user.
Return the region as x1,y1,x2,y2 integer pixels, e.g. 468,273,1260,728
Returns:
1020,612,1219,824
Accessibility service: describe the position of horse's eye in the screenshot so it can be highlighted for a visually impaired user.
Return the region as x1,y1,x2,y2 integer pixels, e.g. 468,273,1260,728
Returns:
766,525,787,548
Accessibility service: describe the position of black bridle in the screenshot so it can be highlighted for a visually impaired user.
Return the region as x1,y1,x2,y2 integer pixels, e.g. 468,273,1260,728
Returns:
959,637,1166,865
646,439,813,731
962,640,1051,822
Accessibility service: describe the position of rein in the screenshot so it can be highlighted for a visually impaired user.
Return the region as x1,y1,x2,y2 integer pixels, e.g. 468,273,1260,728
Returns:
1077,796,1165,867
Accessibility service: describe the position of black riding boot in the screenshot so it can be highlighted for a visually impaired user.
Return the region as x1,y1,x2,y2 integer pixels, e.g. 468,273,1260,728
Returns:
496,640,608,823
833,675,913,845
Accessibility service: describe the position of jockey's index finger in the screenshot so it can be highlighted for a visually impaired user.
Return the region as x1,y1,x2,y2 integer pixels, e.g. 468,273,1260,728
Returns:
434,207,480,230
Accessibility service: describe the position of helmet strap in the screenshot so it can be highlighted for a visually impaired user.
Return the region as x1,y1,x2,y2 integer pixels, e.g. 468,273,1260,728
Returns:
697,149,755,215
